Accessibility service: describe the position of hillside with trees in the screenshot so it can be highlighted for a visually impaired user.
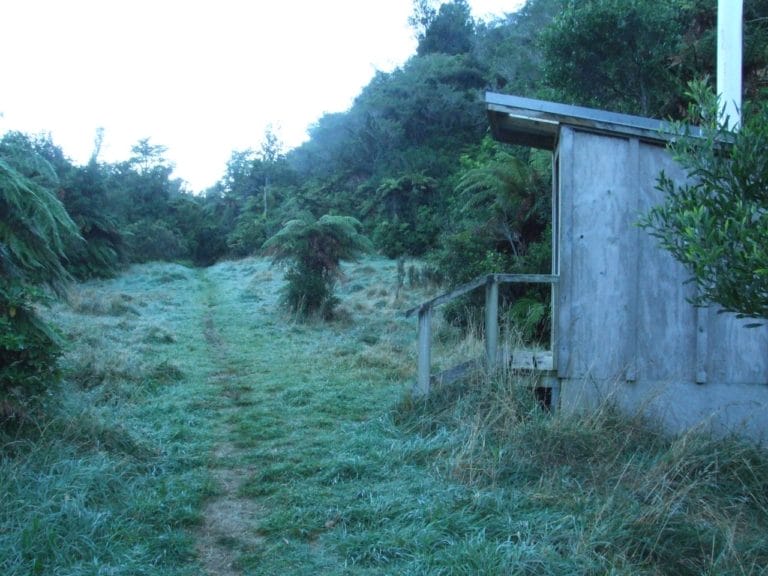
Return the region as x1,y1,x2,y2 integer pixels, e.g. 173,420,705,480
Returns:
7,0,768,268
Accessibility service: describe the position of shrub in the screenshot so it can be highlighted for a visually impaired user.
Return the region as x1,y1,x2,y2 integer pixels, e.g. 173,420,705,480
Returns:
227,213,268,258
0,286,61,407
641,81,768,321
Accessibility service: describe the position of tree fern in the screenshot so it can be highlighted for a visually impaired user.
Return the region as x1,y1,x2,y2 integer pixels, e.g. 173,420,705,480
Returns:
0,148,80,410
61,160,124,279
264,214,371,318
456,153,547,256
0,157,79,291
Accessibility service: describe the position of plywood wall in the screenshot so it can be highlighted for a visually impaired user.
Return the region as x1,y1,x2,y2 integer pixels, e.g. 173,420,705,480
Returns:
555,126,768,438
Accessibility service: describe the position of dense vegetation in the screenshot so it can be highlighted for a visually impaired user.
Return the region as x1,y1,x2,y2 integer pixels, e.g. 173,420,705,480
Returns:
0,139,79,408
642,81,768,321
264,215,372,317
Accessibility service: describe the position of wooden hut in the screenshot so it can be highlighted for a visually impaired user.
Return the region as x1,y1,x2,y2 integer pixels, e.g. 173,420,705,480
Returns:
485,91,768,439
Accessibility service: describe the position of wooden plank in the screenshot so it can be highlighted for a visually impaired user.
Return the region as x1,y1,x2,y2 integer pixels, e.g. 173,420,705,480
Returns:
568,132,637,380
486,92,687,150
493,273,559,284
534,351,554,371
427,348,555,390
486,92,670,133
405,273,559,318
551,148,561,370
556,127,575,379
625,138,641,382
550,281,559,368
507,349,554,371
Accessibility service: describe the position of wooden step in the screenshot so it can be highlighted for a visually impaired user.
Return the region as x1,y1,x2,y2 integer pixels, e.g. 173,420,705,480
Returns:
427,348,555,388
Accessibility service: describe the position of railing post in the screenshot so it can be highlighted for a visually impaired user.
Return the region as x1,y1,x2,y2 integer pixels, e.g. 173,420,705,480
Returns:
485,276,499,369
415,306,432,396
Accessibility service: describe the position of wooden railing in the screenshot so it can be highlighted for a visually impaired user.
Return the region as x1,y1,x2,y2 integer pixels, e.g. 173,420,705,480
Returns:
405,273,559,396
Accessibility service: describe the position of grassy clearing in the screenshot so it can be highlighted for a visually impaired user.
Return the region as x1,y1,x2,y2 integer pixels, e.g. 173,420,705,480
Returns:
2,256,768,575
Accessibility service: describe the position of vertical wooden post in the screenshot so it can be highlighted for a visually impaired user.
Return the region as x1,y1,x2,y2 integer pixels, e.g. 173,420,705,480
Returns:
416,306,432,396
556,128,574,380
485,276,499,369
550,280,559,367
550,149,560,371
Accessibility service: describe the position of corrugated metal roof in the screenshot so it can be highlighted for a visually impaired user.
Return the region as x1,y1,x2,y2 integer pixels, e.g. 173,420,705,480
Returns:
486,92,678,150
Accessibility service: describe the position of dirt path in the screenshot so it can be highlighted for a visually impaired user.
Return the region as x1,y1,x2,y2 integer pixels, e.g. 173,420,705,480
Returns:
185,257,424,575
195,272,265,576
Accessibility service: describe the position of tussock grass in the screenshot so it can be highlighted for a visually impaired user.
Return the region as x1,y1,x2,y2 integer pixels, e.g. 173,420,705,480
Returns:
0,394,213,575
395,362,768,575
68,288,142,316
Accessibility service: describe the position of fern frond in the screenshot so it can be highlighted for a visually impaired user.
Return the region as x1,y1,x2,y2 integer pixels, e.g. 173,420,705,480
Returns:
0,156,81,293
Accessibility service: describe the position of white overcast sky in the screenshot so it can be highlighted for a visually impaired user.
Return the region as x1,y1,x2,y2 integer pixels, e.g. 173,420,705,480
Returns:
1,0,525,192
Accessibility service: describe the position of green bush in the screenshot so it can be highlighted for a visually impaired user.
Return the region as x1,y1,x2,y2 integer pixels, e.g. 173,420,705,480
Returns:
191,224,229,267
0,285,61,408
641,81,768,320
372,220,409,259
282,261,339,318
227,213,268,258
372,206,441,259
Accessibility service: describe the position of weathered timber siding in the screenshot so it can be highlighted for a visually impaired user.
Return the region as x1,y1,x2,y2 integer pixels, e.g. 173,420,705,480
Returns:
556,126,768,438
635,136,697,383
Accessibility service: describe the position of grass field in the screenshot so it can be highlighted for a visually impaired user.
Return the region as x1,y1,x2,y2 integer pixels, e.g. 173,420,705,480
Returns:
2,256,768,575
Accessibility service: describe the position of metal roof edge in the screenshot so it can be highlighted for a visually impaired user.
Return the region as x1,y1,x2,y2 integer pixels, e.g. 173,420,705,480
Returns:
485,92,681,149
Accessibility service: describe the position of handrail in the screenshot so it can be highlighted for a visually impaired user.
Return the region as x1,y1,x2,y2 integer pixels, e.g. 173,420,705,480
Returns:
408,272,559,396
405,273,558,318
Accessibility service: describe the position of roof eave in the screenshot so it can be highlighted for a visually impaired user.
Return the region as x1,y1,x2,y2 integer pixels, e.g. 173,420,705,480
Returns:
486,92,680,151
